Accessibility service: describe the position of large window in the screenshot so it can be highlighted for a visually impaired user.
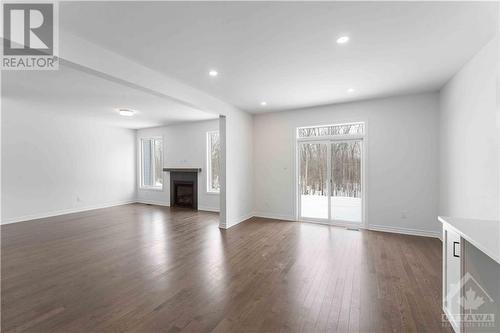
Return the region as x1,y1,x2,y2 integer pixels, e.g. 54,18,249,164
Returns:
207,131,220,193
140,137,163,189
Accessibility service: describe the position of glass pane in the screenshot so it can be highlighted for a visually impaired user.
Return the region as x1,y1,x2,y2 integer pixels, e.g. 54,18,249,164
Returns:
142,138,162,188
331,141,362,222
153,139,163,187
299,143,328,219
298,123,364,138
142,139,153,186
209,131,220,192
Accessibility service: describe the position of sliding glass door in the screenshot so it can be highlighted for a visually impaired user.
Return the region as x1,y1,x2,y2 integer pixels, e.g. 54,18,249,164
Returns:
330,140,362,223
299,142,329,220
298,138,363,225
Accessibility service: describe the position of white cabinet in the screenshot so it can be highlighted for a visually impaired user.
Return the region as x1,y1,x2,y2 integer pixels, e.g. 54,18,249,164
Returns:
443,223,462,333
440,216,500,333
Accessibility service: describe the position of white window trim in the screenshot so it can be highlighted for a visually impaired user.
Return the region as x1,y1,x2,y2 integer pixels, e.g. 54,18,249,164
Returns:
206,130,220,194
139,136,164,191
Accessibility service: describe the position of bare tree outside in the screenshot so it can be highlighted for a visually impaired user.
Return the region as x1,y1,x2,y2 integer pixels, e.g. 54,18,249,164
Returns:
299,143,328,196
141,138,163,188
208,131,220,192
153,139,163,187
298,123,363,138
331,141,361,198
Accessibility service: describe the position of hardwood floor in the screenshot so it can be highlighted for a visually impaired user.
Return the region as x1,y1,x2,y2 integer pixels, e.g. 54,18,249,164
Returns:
1,204,451,332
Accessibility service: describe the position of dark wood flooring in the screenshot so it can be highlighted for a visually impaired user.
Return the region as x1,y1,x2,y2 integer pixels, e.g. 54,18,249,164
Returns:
1,204,451,332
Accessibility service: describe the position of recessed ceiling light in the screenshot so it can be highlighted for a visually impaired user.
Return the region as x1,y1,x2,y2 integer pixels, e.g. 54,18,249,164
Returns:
260,101,267,106
209,70,218,77
347,88,355,93
117,108,135,117
336,36,350,44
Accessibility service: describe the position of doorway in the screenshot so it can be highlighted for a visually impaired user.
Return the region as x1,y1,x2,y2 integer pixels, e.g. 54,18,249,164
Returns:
297,123,364,226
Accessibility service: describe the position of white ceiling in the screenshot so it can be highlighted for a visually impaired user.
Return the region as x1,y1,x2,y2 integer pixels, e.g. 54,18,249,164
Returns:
2,63,217,129
60,1,499,113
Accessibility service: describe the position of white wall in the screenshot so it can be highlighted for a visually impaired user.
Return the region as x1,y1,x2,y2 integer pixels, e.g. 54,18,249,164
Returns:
439,35,500,221
1,98,136,224
222,111,254,228
136,119,220,212
253,93,440,236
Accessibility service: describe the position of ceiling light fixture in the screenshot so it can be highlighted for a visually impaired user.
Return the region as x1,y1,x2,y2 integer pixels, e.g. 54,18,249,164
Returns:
347,88,355,93
209,70,219,77
117,108,135,117
260,101,267,106
336,36,350,44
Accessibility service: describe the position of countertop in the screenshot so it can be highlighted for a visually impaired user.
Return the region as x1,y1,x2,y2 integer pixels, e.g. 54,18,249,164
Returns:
439,216,500,265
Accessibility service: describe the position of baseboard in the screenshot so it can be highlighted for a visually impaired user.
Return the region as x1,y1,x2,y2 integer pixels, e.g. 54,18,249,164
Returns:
368,224,441,239
221,212,254,229
198,206,220,213
250,213,440,239
136,201,219,213
136,200,170,207
1,200,136,225
252,211,296,222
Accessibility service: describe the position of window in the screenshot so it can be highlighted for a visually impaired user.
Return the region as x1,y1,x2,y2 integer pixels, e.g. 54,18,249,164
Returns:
140,137,163,189
207,131,220,193
297,122,364,138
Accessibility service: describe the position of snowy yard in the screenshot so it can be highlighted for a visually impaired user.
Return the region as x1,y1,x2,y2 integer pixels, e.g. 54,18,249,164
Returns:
300,195,362,222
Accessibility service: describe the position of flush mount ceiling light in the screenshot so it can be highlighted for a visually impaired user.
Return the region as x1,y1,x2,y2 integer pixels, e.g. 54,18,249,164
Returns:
116,108,135,117
336,36,350,44
208,69,219,77
260,101,267,106
347,88,355,93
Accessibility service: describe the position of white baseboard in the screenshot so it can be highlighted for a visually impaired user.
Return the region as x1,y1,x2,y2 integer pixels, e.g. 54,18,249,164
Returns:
136,200,170,207
252,211,296,222
221,212,254,229
250,213,440,239
1,200,136,225
198,206,220,213
368,224,441,239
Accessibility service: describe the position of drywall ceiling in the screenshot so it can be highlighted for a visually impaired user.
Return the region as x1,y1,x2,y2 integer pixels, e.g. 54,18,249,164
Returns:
60,1,499,113
2,63,217,129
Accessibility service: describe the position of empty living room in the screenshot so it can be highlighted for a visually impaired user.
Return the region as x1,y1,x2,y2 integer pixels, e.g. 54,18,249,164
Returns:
1,1,499,332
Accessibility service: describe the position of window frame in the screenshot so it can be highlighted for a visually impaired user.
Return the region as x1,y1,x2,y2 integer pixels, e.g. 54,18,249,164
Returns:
139,136,164,191
206,130,220,194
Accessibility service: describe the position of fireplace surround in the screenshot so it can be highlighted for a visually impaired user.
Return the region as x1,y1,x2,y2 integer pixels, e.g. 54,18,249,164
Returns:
164,168,201,210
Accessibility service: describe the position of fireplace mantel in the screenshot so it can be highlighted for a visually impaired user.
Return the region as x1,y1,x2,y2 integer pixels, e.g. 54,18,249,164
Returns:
163,168,202,173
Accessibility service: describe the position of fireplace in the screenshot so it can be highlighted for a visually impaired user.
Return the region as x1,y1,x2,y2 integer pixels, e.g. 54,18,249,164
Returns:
164,168,201,210
173,181,195,208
